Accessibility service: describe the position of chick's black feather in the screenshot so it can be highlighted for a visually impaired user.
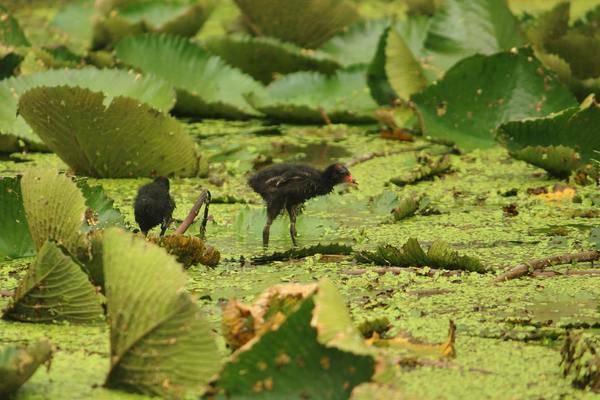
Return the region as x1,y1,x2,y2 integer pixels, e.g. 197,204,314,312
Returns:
134,177,175,236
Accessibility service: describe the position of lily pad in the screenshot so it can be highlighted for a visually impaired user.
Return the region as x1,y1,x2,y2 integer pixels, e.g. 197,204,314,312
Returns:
411,48,577,149
0,67,176,144
92,0,214,50
116,33,264,118
77,180,125,231
217,279,375,397
204,35,341,84
20,169,89,259
0,4,29,79
50,0,96,52
320,19,388,67
102,228,221,398
0,176,35,261
368,25,428,105
2,240,104,323
423,0,524,72
233,0,360,48
18,86,200,178
247,70,378,124
497,101,600,176
0,339,53,397
356,238,486,272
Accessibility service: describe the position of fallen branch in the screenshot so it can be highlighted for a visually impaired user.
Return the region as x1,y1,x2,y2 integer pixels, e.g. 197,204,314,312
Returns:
0,290,14,297
318,107,332,126
531,269,600,278
493,250,600,283
343,267,463,278
174,189,211,238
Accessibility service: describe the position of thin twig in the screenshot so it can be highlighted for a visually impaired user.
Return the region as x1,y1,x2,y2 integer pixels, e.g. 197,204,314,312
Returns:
318,107,332,126
343,267,463,277
174,190,211,237
493,250,600,283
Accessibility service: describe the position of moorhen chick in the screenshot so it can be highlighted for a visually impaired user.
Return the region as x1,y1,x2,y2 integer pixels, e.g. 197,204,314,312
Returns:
134,177,175,236
248,163,357,248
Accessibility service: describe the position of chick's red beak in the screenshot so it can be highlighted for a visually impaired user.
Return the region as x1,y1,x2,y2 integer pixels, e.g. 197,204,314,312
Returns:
345,174,358,185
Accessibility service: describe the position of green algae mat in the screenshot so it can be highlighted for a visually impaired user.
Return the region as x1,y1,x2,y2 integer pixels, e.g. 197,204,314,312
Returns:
1,0,600,399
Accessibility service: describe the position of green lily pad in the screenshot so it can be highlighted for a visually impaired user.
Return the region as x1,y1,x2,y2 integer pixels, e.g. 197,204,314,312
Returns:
320,19,388,67
497,102,600,177
18,86,200,178
247,70,378,123
102,228,221,398
0,4,29,80
368,25,428,105
0,67,176,144
77,180,125,231
204,35,341,84
423,0,524,72
92,0,214,50
411,48,577,149
0,176,35,261
116,33,264,118
0,339,53,397
20,169,89,259
217,279,375,397
356,238,486,272
233,0,360,48
50,0,96,53
2,240,104,323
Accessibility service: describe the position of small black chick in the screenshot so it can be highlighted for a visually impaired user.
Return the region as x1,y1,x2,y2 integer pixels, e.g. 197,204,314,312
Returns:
248,163,356,248
134,177,175,236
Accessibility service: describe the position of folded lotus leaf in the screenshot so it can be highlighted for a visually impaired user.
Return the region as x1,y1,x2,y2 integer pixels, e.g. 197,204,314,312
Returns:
20,169,89,258
2,240,104,323
247,70,378,123
0,176,35,260
0,339,53,396
103,228,221,398
0,67,175,144
411,48,577,149
320,19,388,67
18,86,200,178
116,33,264,118
204,35,340,84
497,103,600,176
217,279,374,397
233,0,359,48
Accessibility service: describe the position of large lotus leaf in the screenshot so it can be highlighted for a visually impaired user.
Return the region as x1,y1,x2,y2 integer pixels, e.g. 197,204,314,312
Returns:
3,240,104,323
423,0,524,72
247,70,378,123
217,279,374,398
102,228,221,397
497,103,600,175
0,176,35,260
20,169,89,258
77,180,125,231
50,0,96,52
411,48,577,149
0,339,52,396
18,86,200,178
0,4,29,47
368,25,428,105
116,33,263,118
0,67,175,144
524,2,570,49
320,19,388,67
204,35,341,84
233,0,359,48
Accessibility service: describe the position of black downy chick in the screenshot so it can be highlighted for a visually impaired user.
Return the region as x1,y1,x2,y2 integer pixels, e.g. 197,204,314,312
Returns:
248,163,357,248
134,177,175,236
